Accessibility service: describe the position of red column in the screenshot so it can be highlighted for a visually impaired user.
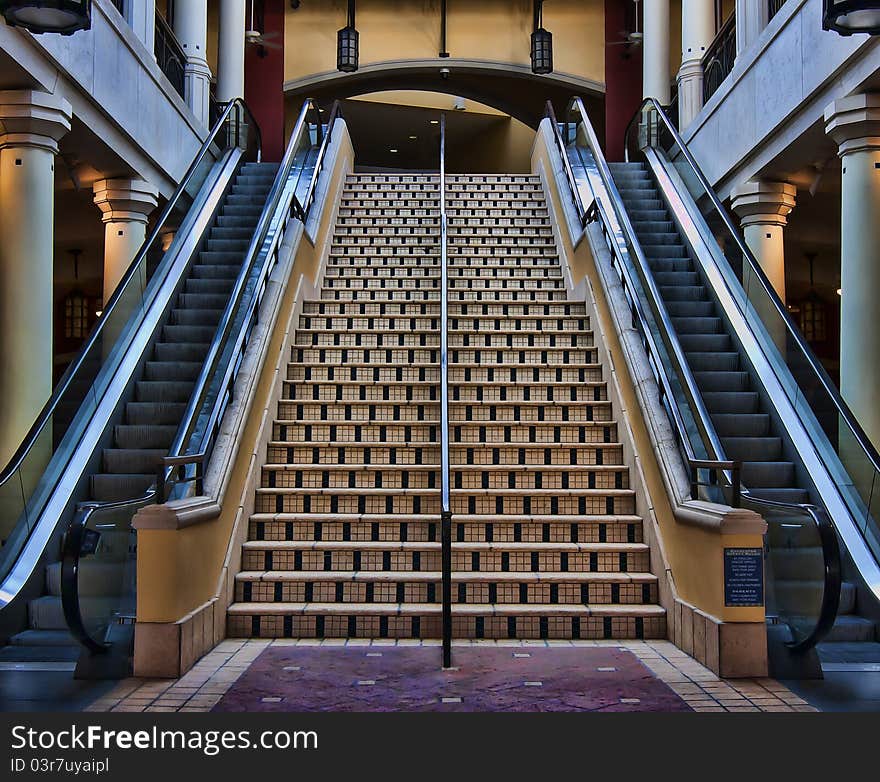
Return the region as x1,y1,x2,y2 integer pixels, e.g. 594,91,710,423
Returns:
245,0,285,162
604,0,643,161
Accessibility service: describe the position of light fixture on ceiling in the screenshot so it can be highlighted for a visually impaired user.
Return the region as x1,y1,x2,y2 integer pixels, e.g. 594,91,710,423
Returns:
430,119,439,124
409,135,418,140
0,0,90,34
337,0,359,72
823,0,880,35
389,148,398,153
531,0,553,75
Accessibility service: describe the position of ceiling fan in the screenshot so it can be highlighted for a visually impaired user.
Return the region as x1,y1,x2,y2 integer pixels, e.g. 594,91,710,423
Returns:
246,0,282,53
607,0,643,50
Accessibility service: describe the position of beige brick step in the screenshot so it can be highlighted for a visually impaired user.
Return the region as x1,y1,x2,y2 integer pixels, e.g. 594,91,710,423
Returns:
234,570,658,605
447,347,598,363
300,301,584,316
274,401,436,422
259,464,629,492
325,291,441,301
266,420,618,444
245,512,648,544
266,440,623,466
290,346,439,364
227,602,665,640
253,488,636,516
449,290,570,301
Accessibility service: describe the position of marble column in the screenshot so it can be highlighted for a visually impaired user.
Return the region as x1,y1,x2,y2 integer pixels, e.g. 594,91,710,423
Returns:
0,90,72,466
217,0,246,103
825,94,880,451
173,0,211,126
735,0,768,60
731,180,797,301
642,0,671,104
126,0,157,58
92,178,159,304
677,0,715,128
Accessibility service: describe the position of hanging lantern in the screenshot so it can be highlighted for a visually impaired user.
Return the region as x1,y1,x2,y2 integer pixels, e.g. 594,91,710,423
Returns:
531,0,553,75
823,0,880,35
0,0,91,35
337,0,358,72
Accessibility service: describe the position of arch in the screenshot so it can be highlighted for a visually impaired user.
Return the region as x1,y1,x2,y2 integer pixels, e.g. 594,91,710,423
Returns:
283,58,605,129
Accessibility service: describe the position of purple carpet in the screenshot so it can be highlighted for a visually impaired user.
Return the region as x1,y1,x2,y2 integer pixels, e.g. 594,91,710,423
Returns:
213,646,691,712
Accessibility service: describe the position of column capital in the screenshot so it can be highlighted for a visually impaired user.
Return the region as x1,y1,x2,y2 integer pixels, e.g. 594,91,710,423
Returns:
93,178,159,224
0,90,72,154
731,180,797,227
824,94,880,157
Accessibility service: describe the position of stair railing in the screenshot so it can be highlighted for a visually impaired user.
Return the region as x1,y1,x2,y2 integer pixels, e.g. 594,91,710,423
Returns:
439,114,453,669
546,99,741,506
157,98,339,503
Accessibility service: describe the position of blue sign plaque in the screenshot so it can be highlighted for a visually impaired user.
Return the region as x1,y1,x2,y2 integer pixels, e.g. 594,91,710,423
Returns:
723,547,764,607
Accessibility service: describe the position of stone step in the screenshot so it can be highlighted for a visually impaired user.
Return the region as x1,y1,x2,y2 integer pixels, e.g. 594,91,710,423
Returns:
234,570,658,605
227,602,665,640
244,513,648,544
264,442,625,466
253,488,636,516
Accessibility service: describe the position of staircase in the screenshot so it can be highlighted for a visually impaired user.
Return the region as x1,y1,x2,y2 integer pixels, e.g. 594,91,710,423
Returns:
1,161,279,663
227,172,665,641
609,160,879,655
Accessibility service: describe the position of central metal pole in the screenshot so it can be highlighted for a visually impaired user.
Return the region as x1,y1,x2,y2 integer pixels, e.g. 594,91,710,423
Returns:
439,114,452,669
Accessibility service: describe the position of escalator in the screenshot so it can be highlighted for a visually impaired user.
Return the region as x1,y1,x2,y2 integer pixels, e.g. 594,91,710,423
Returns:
551,97,880,673
0,98,334,676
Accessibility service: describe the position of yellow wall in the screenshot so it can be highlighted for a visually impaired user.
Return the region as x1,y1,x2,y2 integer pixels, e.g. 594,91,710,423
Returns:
283,0,605,85
447,115,534,173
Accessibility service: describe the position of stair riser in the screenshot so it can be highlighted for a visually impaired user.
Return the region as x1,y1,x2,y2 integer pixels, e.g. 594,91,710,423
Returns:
229,614,665,641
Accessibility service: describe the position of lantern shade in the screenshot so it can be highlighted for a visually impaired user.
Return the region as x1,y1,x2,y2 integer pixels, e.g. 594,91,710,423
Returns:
531,28,553,74
0,0,91,34
337,25,359,72
823,0,880,34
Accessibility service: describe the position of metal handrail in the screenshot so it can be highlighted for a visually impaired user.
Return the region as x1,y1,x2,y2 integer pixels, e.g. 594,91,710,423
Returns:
615,98,842,651
55,100,262,653
61,490,155,654
549,98,741,504
439,114,453,669
0,98,259,493
157,98,337,501
625,97,880,501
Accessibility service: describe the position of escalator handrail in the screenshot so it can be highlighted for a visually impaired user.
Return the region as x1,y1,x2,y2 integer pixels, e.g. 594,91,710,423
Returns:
0,98,261,487
59,100,326,654
550,98,741,501
61,491,156,654
158,98,340,499
624,96,880,483
608,98,841,650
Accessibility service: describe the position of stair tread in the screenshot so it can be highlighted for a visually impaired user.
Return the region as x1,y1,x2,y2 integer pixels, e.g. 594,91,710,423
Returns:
235,570,657,582
228,602,665,616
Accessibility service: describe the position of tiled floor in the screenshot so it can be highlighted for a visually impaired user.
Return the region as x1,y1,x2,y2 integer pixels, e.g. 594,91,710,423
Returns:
84,639,819,713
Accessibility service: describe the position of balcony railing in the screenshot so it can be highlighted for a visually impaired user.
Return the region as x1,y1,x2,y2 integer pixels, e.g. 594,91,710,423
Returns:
702,12,736,103
768,0,788,21
154,12,186,100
